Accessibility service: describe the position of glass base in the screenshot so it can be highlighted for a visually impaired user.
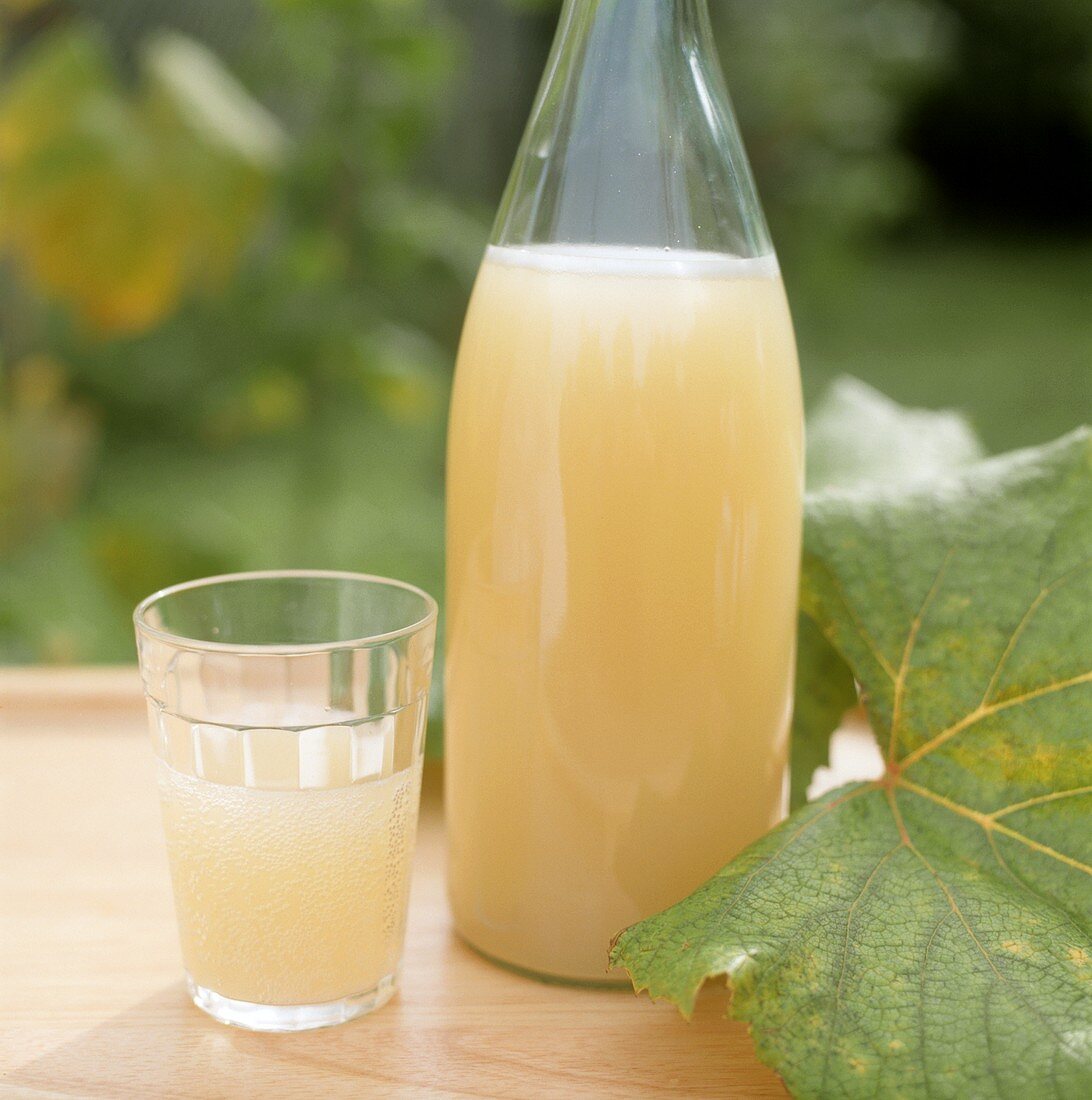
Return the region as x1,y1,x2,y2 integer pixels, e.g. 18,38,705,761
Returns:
185,971,398,1032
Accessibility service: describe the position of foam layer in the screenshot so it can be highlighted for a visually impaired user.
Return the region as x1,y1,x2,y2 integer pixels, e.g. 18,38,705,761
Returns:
485,243,779,279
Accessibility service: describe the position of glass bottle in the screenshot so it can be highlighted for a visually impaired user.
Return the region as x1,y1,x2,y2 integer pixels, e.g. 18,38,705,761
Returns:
445,0,803,983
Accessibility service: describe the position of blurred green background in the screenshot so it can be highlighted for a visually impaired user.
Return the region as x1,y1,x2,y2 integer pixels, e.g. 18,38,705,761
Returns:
0,0,1089,664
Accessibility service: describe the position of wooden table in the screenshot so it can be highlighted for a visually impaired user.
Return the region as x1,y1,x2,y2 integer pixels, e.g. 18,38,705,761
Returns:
1,668,874,1098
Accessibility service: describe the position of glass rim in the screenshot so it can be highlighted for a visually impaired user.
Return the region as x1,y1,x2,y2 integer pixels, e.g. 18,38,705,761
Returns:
133,569,438,656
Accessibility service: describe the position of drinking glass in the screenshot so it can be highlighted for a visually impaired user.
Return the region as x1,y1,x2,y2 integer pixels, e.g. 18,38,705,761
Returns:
134,570,437,1032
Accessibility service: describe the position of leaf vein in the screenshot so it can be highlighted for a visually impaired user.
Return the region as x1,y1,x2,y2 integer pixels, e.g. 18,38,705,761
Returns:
906,835,1077,1062
981,558,1092,707
819,842,903,1092
629,785,875,1011
900,670,1092,770
918,910,954,1100
704,784,873,940
806,556,898,682
991,785,1092,819
888,549,955,763
898,779,1092,876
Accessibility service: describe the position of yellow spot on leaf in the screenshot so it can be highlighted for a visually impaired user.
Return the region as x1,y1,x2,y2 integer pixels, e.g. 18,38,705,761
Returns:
1028,744,1060,781
1068,947,1089,968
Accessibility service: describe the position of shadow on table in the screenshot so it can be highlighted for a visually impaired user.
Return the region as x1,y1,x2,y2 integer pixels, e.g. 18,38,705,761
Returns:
11,965,786,1099
9,983,409,1100
11,985,240,1099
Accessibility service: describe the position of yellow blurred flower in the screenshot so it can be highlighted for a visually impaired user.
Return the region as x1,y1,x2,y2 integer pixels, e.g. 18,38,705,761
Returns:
0,26,285,335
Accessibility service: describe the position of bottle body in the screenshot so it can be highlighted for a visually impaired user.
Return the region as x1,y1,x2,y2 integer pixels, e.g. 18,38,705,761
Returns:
446,245,802,981
445,0,803,982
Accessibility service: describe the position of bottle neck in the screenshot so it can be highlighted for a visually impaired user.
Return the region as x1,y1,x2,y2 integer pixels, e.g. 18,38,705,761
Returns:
492,0,770,257
557,0,713,48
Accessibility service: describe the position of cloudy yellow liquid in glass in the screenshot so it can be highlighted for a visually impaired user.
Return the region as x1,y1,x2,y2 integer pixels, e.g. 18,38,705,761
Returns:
157,758,422,1005
446,245,803,982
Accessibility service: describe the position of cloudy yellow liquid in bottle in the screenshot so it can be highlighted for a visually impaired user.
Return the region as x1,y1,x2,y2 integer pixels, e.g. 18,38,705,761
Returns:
445,245,803,981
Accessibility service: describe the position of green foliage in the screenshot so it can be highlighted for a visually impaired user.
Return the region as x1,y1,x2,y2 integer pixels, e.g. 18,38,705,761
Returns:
0,3,465,682
791,243,1092,455
714,0,955,256
0,24,282,334
0,355,96,554
613,429,1092,1097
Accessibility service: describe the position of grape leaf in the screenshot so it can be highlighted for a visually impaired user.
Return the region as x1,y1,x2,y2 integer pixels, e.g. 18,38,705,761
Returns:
790,377,987,807
806,376,985,492
612,429,1092,1099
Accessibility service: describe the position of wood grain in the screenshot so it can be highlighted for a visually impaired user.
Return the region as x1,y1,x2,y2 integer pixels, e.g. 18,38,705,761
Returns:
0,667,812,1098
